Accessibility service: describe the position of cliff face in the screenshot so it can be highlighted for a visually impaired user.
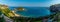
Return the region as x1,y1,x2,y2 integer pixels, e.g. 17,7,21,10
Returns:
50,4,60,13
50,4,60,22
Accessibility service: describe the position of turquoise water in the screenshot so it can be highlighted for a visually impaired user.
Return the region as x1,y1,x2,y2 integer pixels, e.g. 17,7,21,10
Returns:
9,7,50,18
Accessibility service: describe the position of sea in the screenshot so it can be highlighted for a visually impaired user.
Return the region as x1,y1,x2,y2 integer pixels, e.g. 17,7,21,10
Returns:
9,7,51,18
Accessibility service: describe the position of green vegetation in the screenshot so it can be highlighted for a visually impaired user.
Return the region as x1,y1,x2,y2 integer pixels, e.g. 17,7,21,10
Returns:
0,4,60,22
0,5,5,22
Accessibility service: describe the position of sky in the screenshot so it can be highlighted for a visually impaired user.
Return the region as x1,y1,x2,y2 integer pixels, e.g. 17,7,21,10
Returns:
0,0,60,7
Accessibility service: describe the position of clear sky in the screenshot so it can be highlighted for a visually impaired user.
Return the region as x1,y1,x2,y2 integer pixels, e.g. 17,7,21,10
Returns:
0,0,60,7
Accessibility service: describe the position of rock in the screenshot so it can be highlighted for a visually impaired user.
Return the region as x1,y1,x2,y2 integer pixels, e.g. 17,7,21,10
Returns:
50,4,60,22
4,15,14,22
50,4,60,12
